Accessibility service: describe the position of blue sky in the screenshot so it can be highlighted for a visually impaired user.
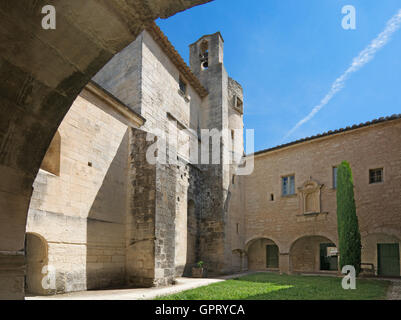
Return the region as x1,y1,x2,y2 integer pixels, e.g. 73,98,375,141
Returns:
157,0,401,152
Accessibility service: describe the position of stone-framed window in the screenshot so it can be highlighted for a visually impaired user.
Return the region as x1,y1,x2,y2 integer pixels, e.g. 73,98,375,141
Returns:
234,96,243,114
369,168,383,184
178,76,190,102
179,76,187,95
332,166,338,189
282,175,295,196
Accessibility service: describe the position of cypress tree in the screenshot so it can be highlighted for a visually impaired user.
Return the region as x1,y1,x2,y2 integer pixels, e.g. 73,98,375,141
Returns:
336,161,362,275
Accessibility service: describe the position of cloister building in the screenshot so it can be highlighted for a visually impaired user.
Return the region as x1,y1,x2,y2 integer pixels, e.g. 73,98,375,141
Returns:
229,114,401,277
20,22,401,296
24,22,244,294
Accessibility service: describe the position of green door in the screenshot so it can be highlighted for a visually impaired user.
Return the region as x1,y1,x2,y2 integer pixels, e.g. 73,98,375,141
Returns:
266,245,279,268
378,244,400,277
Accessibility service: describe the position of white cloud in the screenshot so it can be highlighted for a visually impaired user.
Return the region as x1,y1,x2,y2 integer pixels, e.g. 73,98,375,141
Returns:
282,9,401,142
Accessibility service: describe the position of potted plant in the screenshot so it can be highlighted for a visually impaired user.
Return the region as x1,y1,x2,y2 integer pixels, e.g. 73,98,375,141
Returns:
192,261,207,278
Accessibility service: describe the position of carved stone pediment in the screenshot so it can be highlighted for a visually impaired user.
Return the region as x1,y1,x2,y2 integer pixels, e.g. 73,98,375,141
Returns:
298,179,323,215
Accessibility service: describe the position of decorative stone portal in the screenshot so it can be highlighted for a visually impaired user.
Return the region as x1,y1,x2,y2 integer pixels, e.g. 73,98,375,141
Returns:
298,179,323,215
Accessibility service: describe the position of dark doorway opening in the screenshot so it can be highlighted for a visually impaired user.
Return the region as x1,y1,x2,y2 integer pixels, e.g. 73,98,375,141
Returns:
378,243,400,277
320,243,338,271
266,244,279,269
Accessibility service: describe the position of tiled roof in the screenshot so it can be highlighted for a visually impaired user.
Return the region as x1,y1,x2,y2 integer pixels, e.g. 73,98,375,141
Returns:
145,21,209,98
254,114,401,156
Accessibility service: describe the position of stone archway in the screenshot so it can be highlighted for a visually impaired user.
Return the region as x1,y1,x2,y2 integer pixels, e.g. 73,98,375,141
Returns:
0,0,210,300
289,235,338,274
246,238,280,271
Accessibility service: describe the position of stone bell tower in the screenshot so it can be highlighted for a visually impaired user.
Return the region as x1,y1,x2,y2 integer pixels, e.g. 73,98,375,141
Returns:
189,32,244,274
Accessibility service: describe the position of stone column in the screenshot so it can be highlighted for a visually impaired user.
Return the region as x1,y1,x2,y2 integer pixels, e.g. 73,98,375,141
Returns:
241,252,248,272
0,253,25,300
126,129,156,287
279,253,291,275
153,157,177,286
0,172,32,300
127,129,176,287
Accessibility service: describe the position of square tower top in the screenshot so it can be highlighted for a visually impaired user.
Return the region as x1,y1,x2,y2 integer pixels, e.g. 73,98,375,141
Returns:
189,32,224,74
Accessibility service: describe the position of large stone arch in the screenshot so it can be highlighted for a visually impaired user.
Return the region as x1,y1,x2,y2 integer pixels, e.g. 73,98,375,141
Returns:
289,235,338,274
245,235,283,253
245,237,281,271
363,227,401,240
0,0,211,300
287,232,338,253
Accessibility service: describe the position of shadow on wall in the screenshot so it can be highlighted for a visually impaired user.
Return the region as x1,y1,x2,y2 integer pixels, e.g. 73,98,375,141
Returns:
86,131,129,290
183,199,199,276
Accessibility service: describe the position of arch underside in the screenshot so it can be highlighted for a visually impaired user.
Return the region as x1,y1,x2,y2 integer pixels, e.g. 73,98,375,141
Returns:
246,238,280,271
0,0,211,300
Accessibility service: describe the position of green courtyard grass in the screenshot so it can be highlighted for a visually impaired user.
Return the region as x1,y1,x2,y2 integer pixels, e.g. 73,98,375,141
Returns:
156,272,390,300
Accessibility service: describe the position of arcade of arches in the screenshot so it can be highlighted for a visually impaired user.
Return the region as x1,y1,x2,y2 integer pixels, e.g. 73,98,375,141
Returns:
245,236,338,274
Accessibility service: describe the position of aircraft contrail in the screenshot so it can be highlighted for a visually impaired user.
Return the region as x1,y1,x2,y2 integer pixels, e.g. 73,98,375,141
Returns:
282,8,401,142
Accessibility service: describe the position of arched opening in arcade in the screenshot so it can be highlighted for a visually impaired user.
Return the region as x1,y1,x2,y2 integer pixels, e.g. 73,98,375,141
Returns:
290,235,338,274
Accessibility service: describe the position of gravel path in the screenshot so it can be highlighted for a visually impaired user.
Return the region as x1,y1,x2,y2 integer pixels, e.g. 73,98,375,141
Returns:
386,280,401,300
26,272,254,300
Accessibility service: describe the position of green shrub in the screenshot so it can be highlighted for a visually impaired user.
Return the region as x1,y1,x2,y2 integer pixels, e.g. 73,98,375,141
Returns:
336,161,362,275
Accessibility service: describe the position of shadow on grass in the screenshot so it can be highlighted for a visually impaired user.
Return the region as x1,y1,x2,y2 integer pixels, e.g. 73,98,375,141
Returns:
232,273,390,300
157,273,390,300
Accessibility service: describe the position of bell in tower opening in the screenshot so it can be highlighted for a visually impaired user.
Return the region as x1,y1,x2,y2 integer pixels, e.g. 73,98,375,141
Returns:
199,40,209,69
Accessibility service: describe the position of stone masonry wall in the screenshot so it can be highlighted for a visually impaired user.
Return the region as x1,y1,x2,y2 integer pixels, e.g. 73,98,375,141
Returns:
174,159,203,276
154,155,177,286
127,129,156,287
229,119,401,274
26,88,131,293
128,129,179,287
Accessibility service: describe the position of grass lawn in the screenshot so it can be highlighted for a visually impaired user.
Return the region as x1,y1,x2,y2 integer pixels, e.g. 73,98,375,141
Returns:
156,273,390,300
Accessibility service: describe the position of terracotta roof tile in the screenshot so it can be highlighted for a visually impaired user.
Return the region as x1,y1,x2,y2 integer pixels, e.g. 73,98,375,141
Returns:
145,21,208,98
254,114,401,156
